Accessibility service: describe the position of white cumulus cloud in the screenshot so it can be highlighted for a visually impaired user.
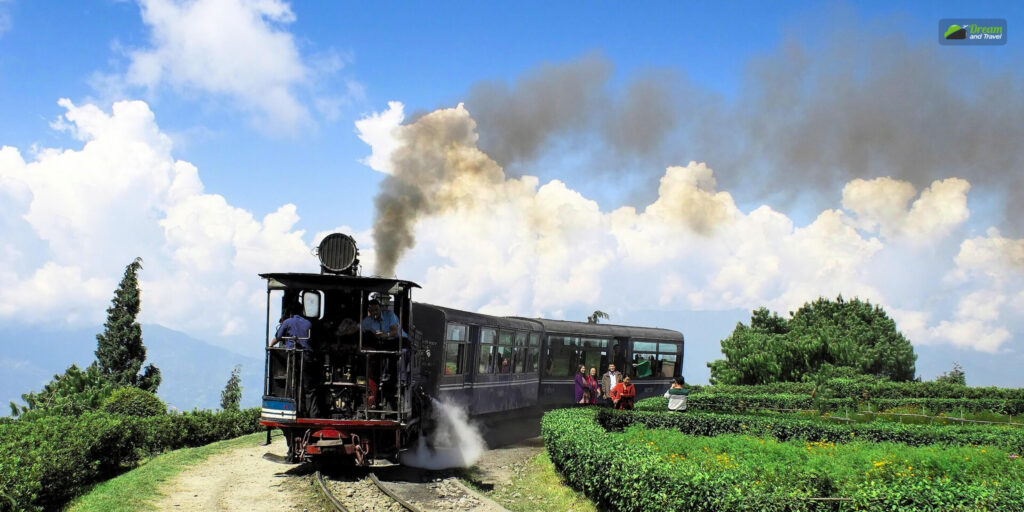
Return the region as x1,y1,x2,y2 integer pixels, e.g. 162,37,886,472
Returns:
111,0,352,133
0,99,315,341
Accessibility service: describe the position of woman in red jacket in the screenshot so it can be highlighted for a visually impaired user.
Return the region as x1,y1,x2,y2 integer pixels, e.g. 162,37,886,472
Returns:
610,375,636,410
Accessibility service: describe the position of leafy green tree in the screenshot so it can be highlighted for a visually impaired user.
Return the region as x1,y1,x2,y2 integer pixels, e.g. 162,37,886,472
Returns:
95,257,161,392
9,363,116,420
936,361,967,385
587,310,610,324
220,365,243,411
707,296,917,384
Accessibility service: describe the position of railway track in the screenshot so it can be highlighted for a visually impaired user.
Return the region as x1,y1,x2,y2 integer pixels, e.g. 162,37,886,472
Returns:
315,465,508,512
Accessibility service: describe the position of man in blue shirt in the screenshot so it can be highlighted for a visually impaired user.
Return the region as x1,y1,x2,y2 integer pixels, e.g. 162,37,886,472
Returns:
270,306,312,349
269,304,319,417
361,299,405,339
362,299,408,411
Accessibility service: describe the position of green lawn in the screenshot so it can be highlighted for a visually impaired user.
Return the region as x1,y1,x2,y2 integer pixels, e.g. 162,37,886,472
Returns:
65,432,267,512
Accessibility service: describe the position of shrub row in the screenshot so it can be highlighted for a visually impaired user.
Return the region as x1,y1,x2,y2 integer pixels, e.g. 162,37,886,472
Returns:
692,379,1024,401
543,407,1024,511
0,408,260,512
638,393,1024,417
603,406,1024,453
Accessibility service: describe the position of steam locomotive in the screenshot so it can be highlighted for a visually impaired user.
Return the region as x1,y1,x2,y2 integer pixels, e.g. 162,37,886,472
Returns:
259,234,684,464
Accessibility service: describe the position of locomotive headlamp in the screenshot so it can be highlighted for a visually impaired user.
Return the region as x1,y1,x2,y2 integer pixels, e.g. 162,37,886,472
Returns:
316,233,359,275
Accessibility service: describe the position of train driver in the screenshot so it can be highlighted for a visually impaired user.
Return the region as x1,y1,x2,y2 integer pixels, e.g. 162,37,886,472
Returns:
362,299,406,340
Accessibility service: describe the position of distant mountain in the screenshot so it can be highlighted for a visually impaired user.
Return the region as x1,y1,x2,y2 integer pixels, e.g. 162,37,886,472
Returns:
2,324,264,414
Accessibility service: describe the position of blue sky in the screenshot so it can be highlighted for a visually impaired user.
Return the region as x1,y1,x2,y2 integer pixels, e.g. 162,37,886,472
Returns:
1,0,1022,385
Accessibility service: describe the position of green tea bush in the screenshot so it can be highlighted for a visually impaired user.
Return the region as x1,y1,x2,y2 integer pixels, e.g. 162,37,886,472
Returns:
603,406,1024,453
543,407,1024,512
691,379,1024,401
102,387,167,417
0,408,259,512
639,392,1024,417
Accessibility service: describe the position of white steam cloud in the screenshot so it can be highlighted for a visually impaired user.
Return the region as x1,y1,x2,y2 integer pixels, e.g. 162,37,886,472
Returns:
400,398,486,470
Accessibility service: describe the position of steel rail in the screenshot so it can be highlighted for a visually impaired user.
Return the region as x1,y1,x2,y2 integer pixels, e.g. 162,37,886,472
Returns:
314,470,350,512
368,472,423,512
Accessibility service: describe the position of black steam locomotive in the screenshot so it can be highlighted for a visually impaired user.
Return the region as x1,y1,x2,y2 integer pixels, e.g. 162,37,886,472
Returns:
260,234,684,464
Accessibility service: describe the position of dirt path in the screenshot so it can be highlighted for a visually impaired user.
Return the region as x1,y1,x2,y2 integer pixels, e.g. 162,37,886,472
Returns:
469,436,545,485
152,435,316,512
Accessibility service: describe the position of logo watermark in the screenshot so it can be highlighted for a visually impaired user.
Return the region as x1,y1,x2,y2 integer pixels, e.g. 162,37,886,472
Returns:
940,19,1007,46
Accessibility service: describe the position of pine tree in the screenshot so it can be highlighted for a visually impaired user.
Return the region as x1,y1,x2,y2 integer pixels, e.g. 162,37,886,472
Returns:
220,365,243,411
95,257,161,392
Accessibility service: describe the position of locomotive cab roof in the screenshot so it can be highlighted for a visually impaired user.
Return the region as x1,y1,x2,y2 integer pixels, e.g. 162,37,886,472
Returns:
260,272,420,293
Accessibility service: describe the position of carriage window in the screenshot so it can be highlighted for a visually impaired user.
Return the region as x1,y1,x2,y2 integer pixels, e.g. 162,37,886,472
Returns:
633,341,659,352
580,338,608,375
631,341,680,379
514,332,528,373
478,328,498,374
444,323,468,375
544,335,573,377
526,333,540,373
496,330,514,373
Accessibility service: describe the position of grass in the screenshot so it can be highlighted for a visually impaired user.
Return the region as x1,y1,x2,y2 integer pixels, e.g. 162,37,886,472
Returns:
65,432,267,512
463,451,599,512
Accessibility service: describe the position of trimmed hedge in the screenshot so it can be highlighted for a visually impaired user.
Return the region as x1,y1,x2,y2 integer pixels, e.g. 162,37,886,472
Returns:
637,393,1024,417
601,407,1024,453
689,379,1024,401
0,408,259,512
543,407,1024,512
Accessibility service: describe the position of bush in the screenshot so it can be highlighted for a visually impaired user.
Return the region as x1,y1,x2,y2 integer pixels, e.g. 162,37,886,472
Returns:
543,407,1024,512
602,406,1024,453
636,392,1024,417
0,407,260,512
102,387,167,417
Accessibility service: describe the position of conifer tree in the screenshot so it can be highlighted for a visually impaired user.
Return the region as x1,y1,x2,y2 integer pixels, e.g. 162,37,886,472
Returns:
220,365,243,411
95,257,161,392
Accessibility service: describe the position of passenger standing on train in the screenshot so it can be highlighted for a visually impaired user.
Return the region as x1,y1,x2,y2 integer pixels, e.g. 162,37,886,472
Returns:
588,367,601,405
601,364,623,408
574,365,589,405
664,376,688,411
610,376,636,410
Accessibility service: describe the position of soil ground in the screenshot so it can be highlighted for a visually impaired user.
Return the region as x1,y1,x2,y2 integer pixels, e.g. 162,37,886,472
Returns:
151,434,322,512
